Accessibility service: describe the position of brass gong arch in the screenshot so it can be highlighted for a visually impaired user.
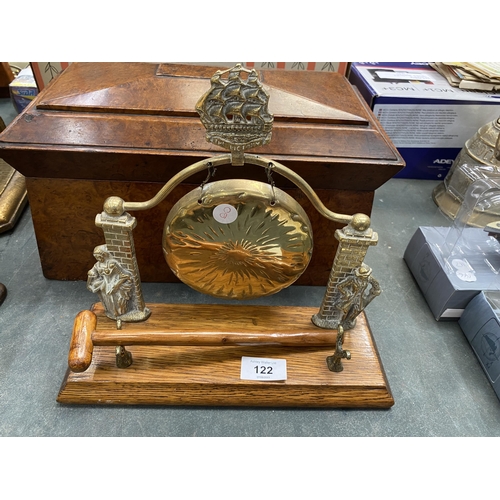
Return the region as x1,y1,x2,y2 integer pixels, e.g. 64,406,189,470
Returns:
116,152,359,227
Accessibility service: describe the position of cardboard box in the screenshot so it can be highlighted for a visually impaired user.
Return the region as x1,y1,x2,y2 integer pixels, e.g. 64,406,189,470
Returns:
9,66,38,113
459,291,500,400
404,226,500,320
349,62,500,180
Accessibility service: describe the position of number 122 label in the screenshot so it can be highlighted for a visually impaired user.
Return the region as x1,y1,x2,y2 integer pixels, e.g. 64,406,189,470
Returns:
240,357,287,381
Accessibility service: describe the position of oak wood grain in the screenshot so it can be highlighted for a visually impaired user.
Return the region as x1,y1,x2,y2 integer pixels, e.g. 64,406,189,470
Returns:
58,304,394,407
91,302,338,346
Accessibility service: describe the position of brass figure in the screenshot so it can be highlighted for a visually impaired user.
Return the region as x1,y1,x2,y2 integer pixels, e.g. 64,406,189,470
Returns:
87,245,133,319
326,325,351,372
312,217,380,330
90,203,151,322
87,245,132,319
314,265,381,331
338,266,381,329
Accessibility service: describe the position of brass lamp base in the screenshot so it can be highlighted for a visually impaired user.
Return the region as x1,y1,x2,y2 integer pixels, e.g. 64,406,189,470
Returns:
433,180,500,228
432,181,461,221
57,303,394,408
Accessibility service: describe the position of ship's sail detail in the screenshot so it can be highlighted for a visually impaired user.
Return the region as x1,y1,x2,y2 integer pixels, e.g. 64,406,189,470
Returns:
196,64,274,158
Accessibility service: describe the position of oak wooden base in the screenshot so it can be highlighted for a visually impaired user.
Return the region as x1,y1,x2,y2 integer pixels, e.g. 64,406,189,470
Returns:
57,304,394,408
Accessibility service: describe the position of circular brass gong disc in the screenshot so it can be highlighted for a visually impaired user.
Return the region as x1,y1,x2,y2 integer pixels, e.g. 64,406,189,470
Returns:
163,179,313,300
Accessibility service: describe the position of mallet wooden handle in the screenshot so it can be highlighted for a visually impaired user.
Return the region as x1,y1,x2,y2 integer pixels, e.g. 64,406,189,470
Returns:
68,310,96,372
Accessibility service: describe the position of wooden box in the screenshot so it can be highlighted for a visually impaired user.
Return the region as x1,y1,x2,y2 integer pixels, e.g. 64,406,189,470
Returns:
0,63,404,284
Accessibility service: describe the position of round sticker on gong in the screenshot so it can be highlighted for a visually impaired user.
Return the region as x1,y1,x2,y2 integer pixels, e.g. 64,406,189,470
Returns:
213,204,238,224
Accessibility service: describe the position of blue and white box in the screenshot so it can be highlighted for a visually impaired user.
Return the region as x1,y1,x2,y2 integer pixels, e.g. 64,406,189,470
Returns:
348,62,500,180
9,65,38,114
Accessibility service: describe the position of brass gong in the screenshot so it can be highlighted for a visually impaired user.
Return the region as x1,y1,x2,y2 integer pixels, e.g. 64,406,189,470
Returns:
162,179,313,300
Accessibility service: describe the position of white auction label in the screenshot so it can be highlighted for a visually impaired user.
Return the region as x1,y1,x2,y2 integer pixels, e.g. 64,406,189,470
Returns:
240,356,287,381
213,204,238,224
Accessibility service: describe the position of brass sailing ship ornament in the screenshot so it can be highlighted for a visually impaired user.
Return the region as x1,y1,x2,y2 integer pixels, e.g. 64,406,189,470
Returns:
196,64,273,166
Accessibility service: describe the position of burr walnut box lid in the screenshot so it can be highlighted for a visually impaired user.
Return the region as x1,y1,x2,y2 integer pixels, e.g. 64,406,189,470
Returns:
0,62,404,190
